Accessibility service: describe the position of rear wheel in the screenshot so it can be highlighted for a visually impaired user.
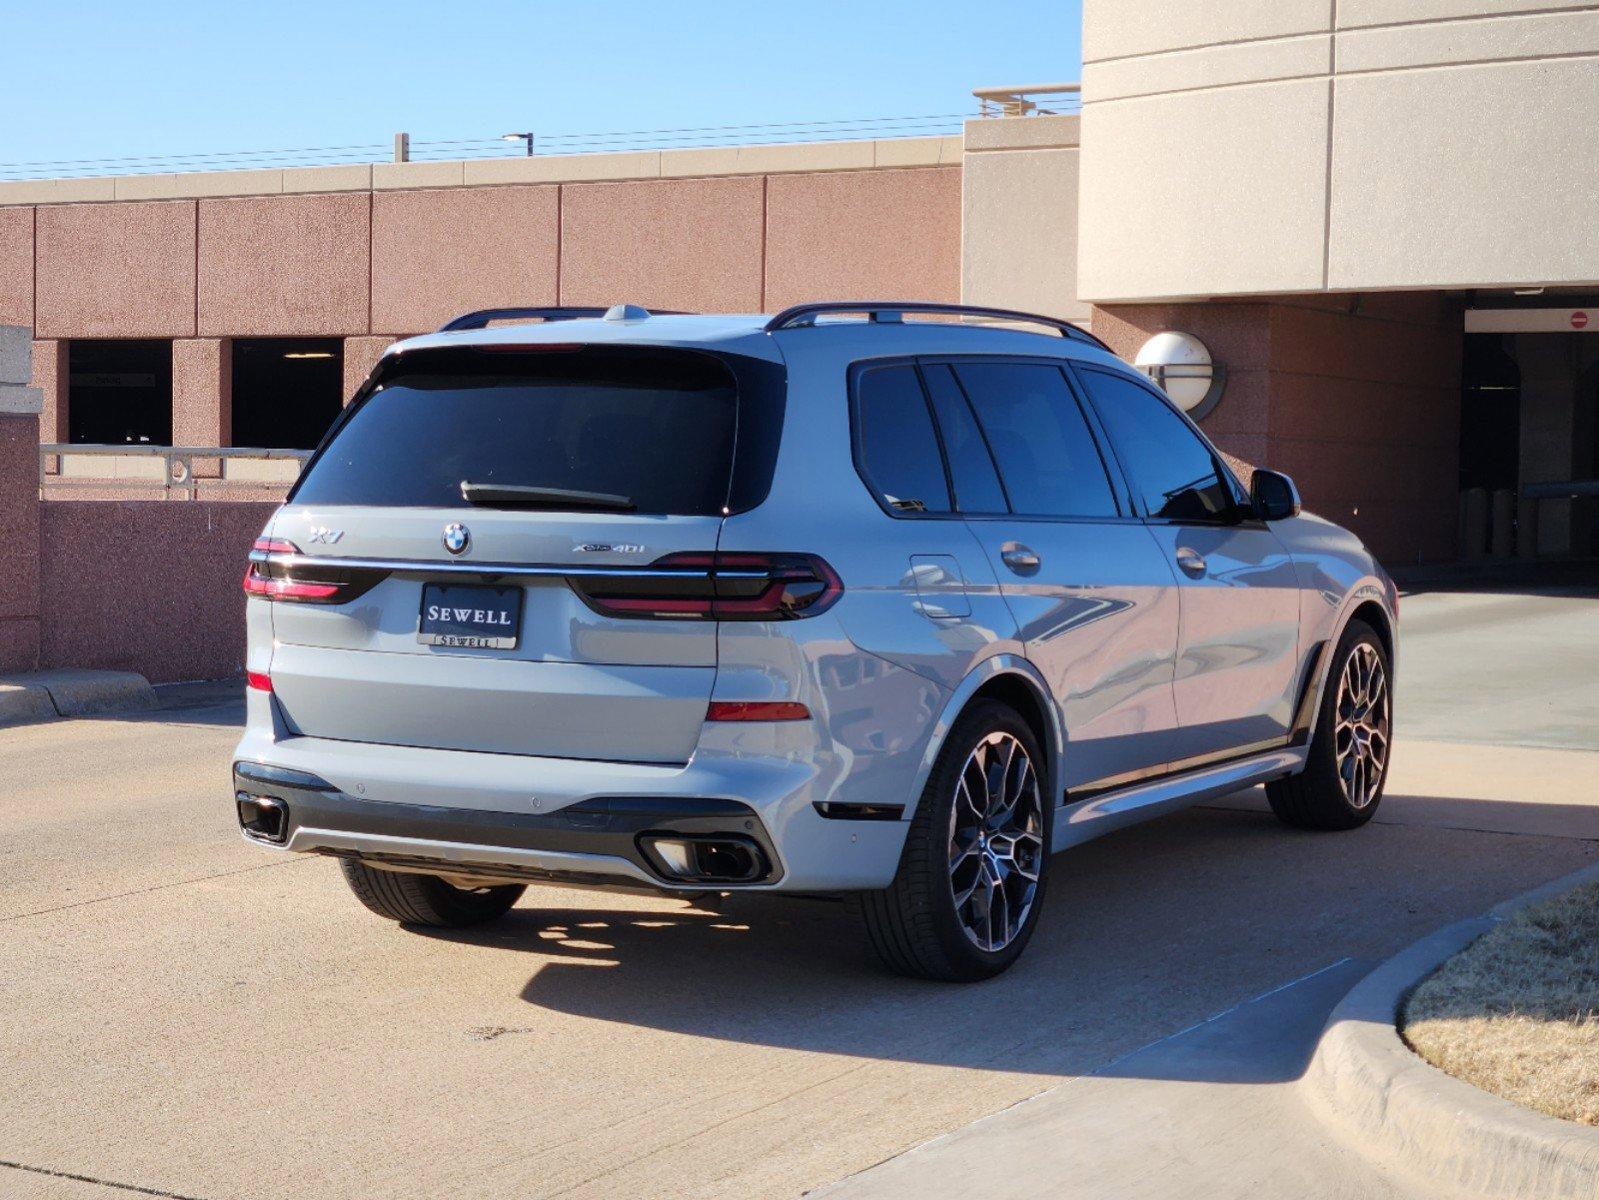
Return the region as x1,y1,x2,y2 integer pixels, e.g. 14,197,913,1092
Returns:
858,700,1049,981
1267,619,1391,831
339,859,525,927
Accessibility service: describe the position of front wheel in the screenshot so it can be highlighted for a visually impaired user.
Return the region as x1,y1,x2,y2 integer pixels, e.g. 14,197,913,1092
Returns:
340,859,525,927
1267,619,1392,831
858,700,1050,981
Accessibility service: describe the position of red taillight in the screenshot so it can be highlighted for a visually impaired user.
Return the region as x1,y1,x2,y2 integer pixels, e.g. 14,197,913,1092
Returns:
573,552,842,621
243,537,384,604
706,701,811,722
246,671,272,693
243,572,342,601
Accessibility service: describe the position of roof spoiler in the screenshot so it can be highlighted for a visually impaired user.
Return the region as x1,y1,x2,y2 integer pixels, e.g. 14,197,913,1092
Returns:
438,305,688,332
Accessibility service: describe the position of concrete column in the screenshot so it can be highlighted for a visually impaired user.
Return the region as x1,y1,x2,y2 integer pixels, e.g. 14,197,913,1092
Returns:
0,328,42,673
32,338,68,445
172,338,231,446
1513,334,1580,557
343,336,397,403
961,115,1088,323
173,338,231,478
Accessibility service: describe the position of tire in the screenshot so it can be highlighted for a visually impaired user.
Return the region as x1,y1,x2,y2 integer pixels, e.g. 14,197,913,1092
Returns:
1267,619,1392,831
339,859,525,928
858,699,1051,981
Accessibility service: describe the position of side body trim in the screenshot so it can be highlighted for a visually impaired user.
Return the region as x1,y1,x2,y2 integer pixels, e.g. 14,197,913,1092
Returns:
1053,746,1306,852
1066,736,1294,803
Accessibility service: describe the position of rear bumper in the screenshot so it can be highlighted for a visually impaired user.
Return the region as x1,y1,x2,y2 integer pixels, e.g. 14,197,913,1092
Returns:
231,709,913,892
233,761,781,890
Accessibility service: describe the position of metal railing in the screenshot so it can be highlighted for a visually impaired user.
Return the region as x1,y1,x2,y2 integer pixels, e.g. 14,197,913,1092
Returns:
971,83,1082,118
39,444,311,499
0,112,981,182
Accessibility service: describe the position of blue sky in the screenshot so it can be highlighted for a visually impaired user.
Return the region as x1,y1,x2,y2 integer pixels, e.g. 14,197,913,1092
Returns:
3,1,1082,175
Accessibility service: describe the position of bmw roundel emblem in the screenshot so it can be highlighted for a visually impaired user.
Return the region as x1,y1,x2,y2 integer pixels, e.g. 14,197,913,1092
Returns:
442,523,470,555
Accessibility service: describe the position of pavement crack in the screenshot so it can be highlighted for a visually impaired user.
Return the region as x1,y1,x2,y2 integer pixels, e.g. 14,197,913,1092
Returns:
466,1024,535,1041
0,1159,207,1199
0,857,313,924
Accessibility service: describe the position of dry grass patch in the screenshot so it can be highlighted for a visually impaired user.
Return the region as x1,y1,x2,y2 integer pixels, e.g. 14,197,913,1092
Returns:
1403,881,1599,1125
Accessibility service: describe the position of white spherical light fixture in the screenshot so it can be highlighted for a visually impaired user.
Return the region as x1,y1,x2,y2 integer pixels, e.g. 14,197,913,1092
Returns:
1133,331,1223,418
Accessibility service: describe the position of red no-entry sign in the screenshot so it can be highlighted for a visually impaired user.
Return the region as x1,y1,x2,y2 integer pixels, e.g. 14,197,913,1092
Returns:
1573,311,1590,329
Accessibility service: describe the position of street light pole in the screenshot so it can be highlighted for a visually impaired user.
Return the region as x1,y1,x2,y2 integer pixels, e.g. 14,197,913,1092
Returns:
501,131,535,157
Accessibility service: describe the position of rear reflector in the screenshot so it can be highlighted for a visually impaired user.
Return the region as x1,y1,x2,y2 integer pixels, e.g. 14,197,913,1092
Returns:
246,671,272,693
706,701,810,722
574,552,842,621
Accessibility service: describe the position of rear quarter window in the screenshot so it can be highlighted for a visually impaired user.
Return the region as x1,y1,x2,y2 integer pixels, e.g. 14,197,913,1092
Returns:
852,364,953,515
292,346,780,516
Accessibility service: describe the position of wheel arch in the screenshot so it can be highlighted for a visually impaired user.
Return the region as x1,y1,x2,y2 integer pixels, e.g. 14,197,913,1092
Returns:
1293,588,1397,752
1347,598,1394,665
903,655,1063,821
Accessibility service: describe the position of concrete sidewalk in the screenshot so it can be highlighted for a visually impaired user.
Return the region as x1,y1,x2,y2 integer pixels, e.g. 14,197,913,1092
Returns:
818,955,1449,1200
821,736,1599,1200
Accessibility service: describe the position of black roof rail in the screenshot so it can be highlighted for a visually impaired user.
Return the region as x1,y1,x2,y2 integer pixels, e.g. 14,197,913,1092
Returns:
763,301,1111,352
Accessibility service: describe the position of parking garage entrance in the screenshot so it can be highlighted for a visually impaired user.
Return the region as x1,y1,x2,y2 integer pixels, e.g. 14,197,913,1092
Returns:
1461,306,1599,561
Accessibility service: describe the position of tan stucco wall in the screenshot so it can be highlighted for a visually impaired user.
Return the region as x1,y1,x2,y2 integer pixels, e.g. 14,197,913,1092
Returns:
960,115,1087,322
1078,1,1599,301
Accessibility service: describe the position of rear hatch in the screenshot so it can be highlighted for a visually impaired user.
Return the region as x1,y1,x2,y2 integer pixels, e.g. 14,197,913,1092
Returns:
256,342,782,764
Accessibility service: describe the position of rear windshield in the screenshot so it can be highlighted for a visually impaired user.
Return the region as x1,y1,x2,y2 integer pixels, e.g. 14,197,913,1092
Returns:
292,346,775,515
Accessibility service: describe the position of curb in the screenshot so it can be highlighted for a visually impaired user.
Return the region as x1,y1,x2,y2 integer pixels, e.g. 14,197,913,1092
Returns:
0,669,159,728
1302,861,1599,1200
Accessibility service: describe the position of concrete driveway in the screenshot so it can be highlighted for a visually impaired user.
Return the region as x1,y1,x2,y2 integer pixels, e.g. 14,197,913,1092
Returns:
3,582,1596,1200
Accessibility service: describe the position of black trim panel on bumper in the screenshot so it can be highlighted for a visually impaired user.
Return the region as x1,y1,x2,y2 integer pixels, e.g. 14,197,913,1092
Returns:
231,762,782,887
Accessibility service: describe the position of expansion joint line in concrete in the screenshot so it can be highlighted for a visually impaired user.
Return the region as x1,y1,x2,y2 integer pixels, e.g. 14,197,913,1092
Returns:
0,1159,207,1200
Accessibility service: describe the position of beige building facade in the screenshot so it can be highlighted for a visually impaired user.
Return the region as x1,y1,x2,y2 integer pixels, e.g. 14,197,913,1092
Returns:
1072,0,1599,568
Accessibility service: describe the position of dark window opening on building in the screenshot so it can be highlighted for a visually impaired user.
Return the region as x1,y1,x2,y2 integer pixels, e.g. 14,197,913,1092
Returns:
232,338,344,450
67,339,174,446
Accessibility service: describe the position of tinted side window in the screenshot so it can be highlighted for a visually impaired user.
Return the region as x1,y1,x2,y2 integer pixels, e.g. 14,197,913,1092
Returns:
854,365,952,514
1077,368,1234,522
952,362,1119,518
921,365,1009,514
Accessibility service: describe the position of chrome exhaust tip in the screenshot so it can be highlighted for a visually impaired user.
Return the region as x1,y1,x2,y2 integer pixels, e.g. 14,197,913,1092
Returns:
639,834,766,884
236,792,289,843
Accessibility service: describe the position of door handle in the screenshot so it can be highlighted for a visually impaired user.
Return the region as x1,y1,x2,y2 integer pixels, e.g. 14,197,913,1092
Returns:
1175,547,1208,576
1000,542,1041,574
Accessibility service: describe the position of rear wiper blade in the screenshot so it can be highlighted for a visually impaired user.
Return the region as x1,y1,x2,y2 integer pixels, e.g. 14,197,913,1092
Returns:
460,481,636,511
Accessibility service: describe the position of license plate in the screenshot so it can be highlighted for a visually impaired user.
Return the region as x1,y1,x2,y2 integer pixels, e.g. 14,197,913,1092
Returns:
418,583,523,649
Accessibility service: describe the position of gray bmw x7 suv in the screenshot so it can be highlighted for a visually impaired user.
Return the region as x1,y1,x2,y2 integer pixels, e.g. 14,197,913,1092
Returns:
232,300,1397,981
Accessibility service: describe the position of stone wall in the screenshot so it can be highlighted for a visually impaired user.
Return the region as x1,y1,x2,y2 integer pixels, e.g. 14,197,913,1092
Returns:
1094,293,1463,567
37,501,275,683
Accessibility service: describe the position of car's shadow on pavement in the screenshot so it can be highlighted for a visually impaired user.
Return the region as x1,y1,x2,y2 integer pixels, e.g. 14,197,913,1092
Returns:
411,796,1597,1084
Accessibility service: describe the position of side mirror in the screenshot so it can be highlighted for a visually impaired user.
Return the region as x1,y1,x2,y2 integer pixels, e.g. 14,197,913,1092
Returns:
1251,469,1301,521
